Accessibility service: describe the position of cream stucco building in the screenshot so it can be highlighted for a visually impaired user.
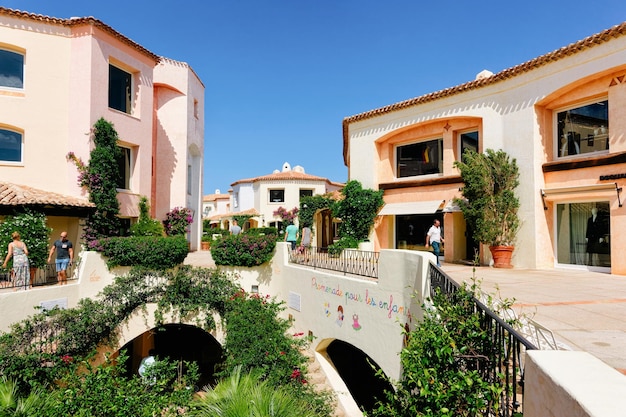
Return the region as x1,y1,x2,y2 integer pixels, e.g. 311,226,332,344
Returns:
0,7,204,250
210,163,343,246
343,21,626,275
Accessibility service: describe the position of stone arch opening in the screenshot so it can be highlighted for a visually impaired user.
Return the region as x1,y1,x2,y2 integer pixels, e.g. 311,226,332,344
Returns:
119,323,223,388
321,339,393,414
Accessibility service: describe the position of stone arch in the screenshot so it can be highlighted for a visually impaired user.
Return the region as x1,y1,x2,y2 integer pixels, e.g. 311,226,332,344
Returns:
315,338,393,415
110,303,226,387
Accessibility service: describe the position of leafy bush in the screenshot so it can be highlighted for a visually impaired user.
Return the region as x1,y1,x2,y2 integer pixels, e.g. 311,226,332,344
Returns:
99,236,188,269
211,234,277,267
44,351,197,417
0,209,51,268
334,180,384,242
130,196,164,237
219,291,333,416
327,236,359,256
371,282,505,417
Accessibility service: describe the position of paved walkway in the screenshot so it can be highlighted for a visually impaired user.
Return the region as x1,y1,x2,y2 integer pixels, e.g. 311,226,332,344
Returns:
183,250,626,373
442,263,626,373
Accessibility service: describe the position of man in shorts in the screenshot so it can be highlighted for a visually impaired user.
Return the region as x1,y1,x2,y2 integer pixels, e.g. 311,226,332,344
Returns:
47,231,74,285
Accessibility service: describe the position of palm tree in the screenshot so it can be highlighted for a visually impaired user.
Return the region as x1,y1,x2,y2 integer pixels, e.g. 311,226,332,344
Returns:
0,377,49,417
192,366,318,417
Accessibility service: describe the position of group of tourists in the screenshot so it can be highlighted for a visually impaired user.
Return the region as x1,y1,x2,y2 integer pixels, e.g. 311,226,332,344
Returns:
1,231,74,290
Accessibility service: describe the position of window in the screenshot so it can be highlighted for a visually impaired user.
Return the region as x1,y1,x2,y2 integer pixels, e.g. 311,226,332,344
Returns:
269,189,285,203
116,146,132,189
109,64,132,114
459,131,479,163
0,49,24,89
556,100,608,158
299,189,313,199
193,99,199,119
556,202,610,268
396,138,443,178
0,128,22,163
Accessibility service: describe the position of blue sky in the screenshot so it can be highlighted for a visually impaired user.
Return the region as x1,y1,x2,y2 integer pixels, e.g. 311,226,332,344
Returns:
2,1,625,195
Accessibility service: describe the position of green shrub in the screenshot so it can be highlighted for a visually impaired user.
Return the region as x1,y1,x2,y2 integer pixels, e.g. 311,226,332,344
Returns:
130,196,164,237
334,180,384,242
211,234,277,267
245,227,278,236
0,209,51,268
327,236,359,256
371,282,505,417
99,236,188,269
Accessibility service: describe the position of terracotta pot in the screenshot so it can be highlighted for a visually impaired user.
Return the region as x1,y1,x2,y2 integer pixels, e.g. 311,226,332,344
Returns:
489,245,514,268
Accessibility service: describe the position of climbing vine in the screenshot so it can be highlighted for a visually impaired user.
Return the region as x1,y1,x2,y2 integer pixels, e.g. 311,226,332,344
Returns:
67,118,122,245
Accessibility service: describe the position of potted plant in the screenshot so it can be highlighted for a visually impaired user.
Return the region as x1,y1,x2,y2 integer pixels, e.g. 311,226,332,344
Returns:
453,149,520,268
201,234,211,251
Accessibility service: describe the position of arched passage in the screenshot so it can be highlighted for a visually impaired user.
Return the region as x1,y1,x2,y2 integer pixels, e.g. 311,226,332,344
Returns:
119,323,223,388
322,339,393,414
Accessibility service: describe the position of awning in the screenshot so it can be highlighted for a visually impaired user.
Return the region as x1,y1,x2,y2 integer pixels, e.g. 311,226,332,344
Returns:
378,200,444,216
540,183,622,209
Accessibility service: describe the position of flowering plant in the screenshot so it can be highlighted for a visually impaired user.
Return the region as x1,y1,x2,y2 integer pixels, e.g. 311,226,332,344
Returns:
273,206,299,225
163,207,194,236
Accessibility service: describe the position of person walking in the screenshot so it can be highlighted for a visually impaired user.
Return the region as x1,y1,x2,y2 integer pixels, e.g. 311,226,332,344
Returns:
230,220,242,236
284,222,298,251
2,231,29,290
425,219,444,267
47,231,73,285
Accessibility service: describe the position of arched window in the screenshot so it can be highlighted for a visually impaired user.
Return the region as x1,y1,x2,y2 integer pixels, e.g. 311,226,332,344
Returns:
0,49,24,89
0,128,23,163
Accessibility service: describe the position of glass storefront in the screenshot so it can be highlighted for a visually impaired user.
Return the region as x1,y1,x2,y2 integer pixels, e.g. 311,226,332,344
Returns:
556,202,610,267
395,214,441,250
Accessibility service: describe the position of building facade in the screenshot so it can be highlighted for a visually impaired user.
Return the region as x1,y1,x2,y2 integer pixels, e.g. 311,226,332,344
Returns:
343,21,626,275
212,163,343,244
0,7,204,250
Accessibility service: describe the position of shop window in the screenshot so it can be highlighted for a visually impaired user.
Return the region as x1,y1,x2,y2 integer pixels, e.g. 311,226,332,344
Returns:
459,131,479,163
556,100,608,158
109,64,133,114
116,146,132,190
556,202,610,268
0,49,24,89
269,189,285,203
396,138,442,178
0,128,22,163
395,214,441,250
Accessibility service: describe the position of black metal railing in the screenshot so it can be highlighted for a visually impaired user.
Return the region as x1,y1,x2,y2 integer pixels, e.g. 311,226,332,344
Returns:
0,261,78,290
288,246,379,279
427,263,537,417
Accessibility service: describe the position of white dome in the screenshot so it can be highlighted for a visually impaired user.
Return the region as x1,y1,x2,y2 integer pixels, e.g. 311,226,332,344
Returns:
282,162,292,172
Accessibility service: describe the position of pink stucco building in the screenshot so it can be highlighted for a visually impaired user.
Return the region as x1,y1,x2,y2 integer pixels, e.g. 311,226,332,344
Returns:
0,7,204,250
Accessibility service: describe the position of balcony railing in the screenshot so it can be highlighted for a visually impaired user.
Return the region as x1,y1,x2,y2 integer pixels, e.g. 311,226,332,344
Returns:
428,263,537,417
0,262,78,290
288,246,379,279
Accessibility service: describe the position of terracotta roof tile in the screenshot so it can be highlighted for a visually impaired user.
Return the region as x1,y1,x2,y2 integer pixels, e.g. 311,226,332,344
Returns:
209,208,260,221
0,182,94,209
0,7,159,62
231,170,334,186
342,21,626,164
203,194,230,202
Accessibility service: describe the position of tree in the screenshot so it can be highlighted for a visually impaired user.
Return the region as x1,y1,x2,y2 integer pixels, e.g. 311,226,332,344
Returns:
67,118,122,245
453,149,520,247
334,180,384,242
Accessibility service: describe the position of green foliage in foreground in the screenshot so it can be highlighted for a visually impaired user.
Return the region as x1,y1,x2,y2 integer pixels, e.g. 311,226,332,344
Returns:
211,234,277,267
0,266,333,416
192,366,320,417
370,282,505,417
